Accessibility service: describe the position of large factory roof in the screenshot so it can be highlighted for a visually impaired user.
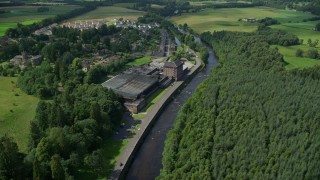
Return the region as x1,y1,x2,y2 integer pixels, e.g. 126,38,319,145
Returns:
101,73,158,99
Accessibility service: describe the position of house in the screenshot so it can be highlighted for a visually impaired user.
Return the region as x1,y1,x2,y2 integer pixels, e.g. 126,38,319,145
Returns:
242,18,257,22
9,53,42,66
163,60,184,80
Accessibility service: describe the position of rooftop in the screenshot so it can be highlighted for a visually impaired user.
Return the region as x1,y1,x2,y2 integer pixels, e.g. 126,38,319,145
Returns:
102,73,158,99
164,60,183,68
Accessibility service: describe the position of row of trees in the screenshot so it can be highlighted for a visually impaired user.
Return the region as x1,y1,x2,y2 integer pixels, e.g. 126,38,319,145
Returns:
159,28,320,179
296,48,320,59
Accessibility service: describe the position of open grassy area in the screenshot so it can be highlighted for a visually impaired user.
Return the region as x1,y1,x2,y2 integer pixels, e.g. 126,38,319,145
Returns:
171,7,316,33
0,76,39,152
0,5,80,36
271,20,320,43
270,21,320,69
126,56,152,66
71,6,145,21
272,45,320,70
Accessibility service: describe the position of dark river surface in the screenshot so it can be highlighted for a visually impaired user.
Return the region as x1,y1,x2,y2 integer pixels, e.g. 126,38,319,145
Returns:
125,39,218,180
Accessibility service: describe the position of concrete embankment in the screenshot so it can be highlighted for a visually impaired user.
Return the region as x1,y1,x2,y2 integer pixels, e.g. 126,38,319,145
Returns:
109,56,202,180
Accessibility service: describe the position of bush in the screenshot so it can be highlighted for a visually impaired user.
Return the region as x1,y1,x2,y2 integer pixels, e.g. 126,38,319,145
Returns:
305,49,319,59
295,49,303,57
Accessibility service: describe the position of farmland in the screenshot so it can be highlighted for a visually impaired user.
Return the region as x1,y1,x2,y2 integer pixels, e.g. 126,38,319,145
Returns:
71,6,145,21
0,5,80,36
0,76,39,152
171,6,319,69
171,7,316,33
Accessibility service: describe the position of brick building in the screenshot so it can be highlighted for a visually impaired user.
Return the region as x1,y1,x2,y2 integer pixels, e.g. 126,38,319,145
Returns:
163,60,184,80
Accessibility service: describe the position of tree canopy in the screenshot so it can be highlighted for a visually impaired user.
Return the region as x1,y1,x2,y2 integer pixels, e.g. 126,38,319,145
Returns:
159,29,320,179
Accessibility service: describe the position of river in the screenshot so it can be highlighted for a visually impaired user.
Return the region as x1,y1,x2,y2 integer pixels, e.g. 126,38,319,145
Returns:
124,40,218,180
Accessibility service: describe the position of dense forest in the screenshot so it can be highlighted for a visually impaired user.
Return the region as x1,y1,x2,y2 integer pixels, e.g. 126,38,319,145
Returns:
0,82,123,179
159,29,320,179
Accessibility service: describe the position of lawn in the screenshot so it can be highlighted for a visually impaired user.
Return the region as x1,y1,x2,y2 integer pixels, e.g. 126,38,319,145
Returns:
171,6,316,33
272,45,320,70
126,56,152,66
71,6,145,21
0,76,39,152
0,5,80,36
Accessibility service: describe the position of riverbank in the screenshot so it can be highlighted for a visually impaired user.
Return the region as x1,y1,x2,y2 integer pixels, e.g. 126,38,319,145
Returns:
109,49,202,180
124,44,217,179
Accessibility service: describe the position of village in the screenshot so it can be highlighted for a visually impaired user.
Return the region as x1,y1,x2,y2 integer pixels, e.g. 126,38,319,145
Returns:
8,17,198,114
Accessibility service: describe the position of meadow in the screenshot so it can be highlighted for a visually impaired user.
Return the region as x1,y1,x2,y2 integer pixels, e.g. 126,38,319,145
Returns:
171,6,319,69
0,76,39,152
0,5,80,36
271,21,320,69
171,7,316,33
271,20,320,42
71,6,145,21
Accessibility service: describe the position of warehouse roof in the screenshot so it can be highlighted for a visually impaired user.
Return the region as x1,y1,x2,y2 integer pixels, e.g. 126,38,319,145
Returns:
101,73,158,99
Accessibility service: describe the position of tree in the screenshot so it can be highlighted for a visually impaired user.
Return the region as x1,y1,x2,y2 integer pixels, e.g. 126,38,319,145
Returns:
305,49,319,59
90,102,102,124
315,23,320,31
295,49,303,57
50,154,65,180
307,38,312,47
84,149,105,174
0,135,23,179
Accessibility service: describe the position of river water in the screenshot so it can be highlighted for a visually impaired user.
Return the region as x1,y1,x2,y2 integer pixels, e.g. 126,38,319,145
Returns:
125,41,218,180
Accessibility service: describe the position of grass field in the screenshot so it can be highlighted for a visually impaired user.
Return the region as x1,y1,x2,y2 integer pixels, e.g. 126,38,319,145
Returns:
0,77,39,152
71,6,145,21
271,21,320,69
0,5,80,36
272,45,320,70
271,20,320,42
126,56,152,66
171,7,316,33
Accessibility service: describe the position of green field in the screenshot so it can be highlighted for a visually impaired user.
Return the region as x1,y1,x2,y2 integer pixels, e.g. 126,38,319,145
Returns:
171,7,316,33
272,45,320,70
0,5,80,36
71,6,145,21
271,21,320,69
271,20,320,42
0,77,39,152
127,56,152,66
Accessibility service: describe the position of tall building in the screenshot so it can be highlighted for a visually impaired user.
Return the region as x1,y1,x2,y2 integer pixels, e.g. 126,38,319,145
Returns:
163,60,184,81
